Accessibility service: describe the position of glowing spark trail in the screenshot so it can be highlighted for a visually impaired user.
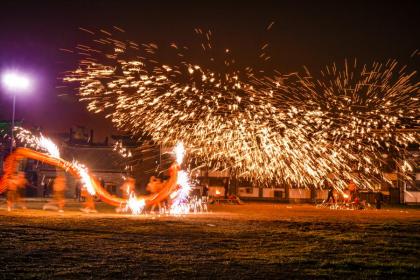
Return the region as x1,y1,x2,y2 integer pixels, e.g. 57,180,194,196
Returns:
63,28,420,192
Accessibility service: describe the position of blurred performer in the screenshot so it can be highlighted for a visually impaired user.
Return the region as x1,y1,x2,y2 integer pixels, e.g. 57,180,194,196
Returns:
375,191,384,209
7,172,28,211
324,179,335,203
43,175,66,212
147,176,165,213
75,181,81,201
202,183,209,204
120,177,135,199
348,180,357,201
80,187,97,213
116,177,136,213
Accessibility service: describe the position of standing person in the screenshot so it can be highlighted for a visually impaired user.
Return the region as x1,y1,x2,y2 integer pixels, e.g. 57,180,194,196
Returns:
348,180,357,201
115,177,135,213
375,191,384,209
80,187,97,213
202,183,209,203
324,180,335,203
7,172,27,211
43,175,66,212
42,181,48,198
121,177,135,198
75,181,81,201
224,178,229,199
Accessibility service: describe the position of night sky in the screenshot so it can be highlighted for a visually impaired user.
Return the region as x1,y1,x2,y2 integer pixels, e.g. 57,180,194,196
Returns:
0,0,419,140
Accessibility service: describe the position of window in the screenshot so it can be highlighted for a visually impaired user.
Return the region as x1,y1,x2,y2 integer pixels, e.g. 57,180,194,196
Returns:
274,190,283,198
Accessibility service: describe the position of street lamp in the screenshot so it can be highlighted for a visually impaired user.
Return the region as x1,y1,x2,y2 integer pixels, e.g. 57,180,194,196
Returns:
1,71,31,153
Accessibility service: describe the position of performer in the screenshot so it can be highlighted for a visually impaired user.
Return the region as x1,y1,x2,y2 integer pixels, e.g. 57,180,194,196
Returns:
43,175,66,212
7,172,27,211
80,187,97,213
324,179,335,203
120,177,135,199
116,177,136,213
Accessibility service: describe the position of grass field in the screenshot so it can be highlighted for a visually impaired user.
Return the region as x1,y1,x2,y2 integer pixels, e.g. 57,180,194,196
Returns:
0,201,419,279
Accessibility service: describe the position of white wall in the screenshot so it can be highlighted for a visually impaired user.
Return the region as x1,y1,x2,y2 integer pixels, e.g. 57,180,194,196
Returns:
262,188,285,198
404,191,420,204
289,188,311,199
317,190,329,200
238,187,259,198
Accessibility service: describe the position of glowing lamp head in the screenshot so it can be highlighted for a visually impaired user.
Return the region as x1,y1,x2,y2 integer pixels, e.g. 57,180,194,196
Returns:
1,71,31,93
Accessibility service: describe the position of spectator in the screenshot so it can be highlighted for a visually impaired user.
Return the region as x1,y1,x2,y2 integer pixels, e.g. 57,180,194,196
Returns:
375,191,384,209
202,183,209,203
348,180,357,201
75,181,81,201
324,180,335,203
42,181,48,198
224,178,229,199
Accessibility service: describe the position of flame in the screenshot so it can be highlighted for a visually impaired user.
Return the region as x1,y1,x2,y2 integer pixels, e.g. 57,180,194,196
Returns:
126,193,145,215
216,190,221,195
73,161,96,195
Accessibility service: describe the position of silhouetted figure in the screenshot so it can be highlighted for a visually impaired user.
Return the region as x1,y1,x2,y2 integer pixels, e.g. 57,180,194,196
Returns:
42,182,48,198
202,183,209,203
81,188,97,213
324,180,335,203
348,180,357,201
375,191,384,209
43,175,66,212
224,178,229,199
75,182,81,201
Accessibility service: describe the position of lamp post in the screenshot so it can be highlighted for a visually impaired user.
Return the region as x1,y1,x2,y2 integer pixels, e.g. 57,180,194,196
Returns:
1,71,31,153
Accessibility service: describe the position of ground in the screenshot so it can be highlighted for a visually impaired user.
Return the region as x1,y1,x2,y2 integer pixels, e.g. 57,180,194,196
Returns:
0,201,419,279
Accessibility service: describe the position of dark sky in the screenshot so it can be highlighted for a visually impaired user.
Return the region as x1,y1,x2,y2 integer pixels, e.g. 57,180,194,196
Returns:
0,0,419,140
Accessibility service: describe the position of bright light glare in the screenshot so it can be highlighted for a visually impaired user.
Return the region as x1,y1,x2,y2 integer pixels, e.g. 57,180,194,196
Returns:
1,72,31,92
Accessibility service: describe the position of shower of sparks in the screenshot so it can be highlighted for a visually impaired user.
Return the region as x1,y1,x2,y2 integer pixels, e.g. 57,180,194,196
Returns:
113,140,132,158
174,142,186,165
63,28,420,192
170,170,193,215
15,127,60,158
72,161,96,195
125,193,146,215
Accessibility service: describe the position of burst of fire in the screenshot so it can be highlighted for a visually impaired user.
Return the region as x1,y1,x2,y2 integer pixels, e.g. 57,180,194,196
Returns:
125,193,146,215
